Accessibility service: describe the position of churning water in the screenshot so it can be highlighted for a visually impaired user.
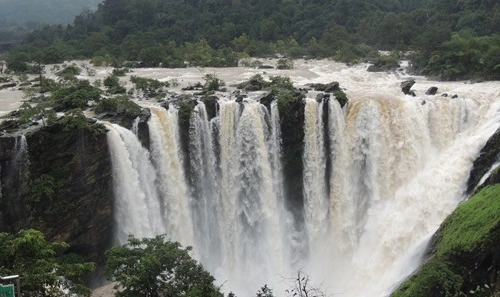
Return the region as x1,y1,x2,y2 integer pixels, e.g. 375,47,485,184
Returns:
105,60,500,296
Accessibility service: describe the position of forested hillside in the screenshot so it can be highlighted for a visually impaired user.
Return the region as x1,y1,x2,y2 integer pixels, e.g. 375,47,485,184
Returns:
4,0,500,80
0,0,101,41
0,0,101,27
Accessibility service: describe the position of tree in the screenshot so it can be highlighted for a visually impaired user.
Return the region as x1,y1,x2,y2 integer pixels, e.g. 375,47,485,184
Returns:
105,235,223,297
256,285,274,297
0,229,95,297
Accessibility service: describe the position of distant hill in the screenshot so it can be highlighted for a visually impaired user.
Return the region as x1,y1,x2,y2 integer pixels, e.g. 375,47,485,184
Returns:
4,0,500,80
0,0,102,28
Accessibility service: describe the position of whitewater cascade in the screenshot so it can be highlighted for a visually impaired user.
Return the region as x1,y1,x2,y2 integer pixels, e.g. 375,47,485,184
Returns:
107,79,499,296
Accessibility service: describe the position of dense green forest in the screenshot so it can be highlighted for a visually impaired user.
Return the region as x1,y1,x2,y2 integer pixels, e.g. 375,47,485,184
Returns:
3,0,500,80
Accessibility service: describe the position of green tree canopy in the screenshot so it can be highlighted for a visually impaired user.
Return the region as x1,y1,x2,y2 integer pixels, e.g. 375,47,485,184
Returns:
0,229,95,297
104,235,222,297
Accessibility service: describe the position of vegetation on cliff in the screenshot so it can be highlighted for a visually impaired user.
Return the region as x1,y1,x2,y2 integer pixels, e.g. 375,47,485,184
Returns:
391,183,500,297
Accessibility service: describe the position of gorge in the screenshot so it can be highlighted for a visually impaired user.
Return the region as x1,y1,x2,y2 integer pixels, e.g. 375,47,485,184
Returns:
0,60,499,296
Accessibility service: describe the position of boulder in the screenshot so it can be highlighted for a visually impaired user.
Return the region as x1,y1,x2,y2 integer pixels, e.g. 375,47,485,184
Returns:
425,87,438,95
400,80,415,95
451,94,458,99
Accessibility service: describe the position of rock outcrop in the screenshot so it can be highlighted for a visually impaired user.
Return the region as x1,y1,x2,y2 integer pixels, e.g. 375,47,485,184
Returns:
0,123,113,262
401,79,416,96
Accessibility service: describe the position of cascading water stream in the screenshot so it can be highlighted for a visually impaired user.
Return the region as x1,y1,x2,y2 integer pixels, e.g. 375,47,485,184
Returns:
105,122,165,244
148,106,195,248
215,99,290,291
189,101,222,271
104,65,498,296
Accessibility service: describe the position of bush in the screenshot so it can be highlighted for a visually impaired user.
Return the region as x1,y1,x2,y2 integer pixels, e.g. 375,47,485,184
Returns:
202,73,225,94
276,57,294,69
94,95,141,118
51,80,102,111
104,75,126,94
130,75,167,98
105,235,222,297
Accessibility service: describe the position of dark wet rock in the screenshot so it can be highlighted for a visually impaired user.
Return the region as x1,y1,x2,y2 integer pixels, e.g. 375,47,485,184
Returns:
367,58,400,72
0,82,17,90
259,92,274,108
299,88,309,95
442,93,448,97
400,80,415,95
466,127,500,194
452,94,458,99
235,94,246,103
203,95,219,120
181,82,203,91
425,87,438,95
258,65,274,69
308,82,340,93
315,93,330,103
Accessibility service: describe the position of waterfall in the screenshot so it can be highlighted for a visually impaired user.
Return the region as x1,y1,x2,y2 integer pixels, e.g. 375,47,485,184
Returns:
105,123,164,244
148,107,195,247
131,116,140,135
215,99,289,291
302,99,329,257
189,101,222,270
104,77,499,296
296,94,500,296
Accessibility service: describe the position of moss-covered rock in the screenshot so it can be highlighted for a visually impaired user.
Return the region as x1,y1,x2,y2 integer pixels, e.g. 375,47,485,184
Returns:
391,185,500,297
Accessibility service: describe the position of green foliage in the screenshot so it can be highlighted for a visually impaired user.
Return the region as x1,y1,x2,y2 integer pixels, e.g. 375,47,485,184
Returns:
104,75,126,94
3,0,499,80
392,185,500,297
0,229,95,297
203,73,225,94
130,75,167,98
177,101,195,127
334,90,349,108
367,55,401,72
276,58,294,70
413,31,500,80
94,95,141,118
51,80,102,111
112,68,129,77
17,101,57,127
267,76,294,92
56,64,82,80
58,108,91,131
104,235,222,297
28,174,65,204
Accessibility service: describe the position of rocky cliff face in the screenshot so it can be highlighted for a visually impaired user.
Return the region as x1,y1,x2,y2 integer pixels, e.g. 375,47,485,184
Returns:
0,123,113,262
